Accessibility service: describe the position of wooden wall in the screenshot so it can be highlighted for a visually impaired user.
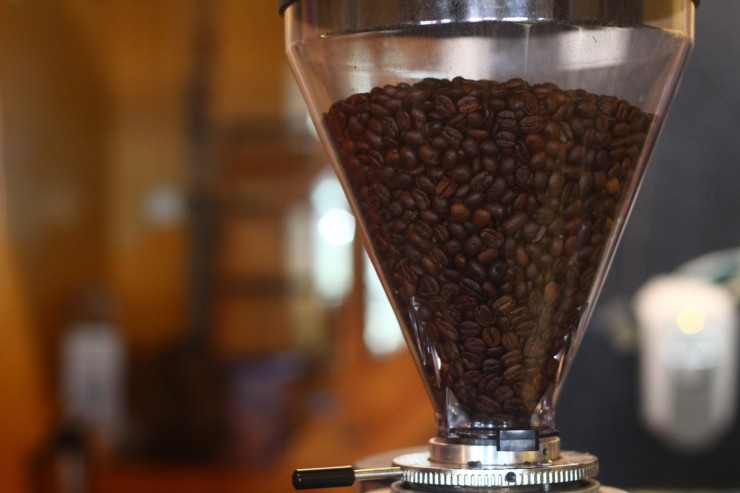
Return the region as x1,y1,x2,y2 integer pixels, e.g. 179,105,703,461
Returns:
0,2,429,492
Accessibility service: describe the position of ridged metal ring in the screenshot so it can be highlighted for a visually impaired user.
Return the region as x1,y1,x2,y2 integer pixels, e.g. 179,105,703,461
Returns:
393,451,598,488
390,477,603,493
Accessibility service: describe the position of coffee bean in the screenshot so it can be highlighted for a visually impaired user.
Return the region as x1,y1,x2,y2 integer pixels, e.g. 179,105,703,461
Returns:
463,337,487,354
493,385,514,403
481,360,502,376
470,172,493,192
437,321,458,342
460,279,483,298
418,275,440,296
475,305,495,326
477,247,499,265
460,321,481,337
435,94,457,118
461,138,479,157
480,229,504,248
502,332,519,351
482,326,502,347
462,370,482,385
544,282,561,304
492,295,515,315
462,351,483,369
514,382,537,403
502,211,528,236
450,202,471,222
495,131,517,148
463,235,483,256
457,95,480,113
516,320,537,338
419,145,440,165
326,77,648,428
503,364,525,383
451,165,472,184
476,395,502,414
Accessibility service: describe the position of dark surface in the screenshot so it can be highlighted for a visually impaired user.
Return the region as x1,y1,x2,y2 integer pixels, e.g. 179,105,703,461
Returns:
557,1,740,488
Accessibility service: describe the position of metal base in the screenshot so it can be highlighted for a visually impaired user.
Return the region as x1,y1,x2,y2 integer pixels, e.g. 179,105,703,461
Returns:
394,450,598,489
392,435,598,489
353,435,603,493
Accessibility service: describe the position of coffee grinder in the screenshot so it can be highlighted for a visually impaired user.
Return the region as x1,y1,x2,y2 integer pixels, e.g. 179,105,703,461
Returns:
279,1,696,491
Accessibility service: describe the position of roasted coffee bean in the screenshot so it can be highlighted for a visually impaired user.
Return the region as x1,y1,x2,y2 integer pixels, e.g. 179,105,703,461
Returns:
480,229,505,248
326,76,648,428
476,395,502,414
457,95,480,113
450,202,471,222
504,397,526,413
477,247,499,265
460,321,481,337
502,211,528,236
455,295,479,311
521,114,546,135
463,235,483,256
516,320,538,338
544,282,561,304
442,240,461,256
470,172,494,192
493,385,514,403
437,321,459,342
467,128,490,141
502,332,519,351
495,131,517,148
482,326,502,347
456,383,477,406
419,145,440,165
428,248,448,268
462,370,482,385
435,94,457,118
492,295,515,315
463,337,487,354
514,381,537,402
418,274,440,296
523,338,546,359
462,351,483,369
475,305,495,326
436,177,458,199
481,360,502,375
502,349,524,368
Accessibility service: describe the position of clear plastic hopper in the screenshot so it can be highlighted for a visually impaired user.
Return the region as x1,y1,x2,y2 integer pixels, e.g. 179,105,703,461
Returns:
282,1,695,491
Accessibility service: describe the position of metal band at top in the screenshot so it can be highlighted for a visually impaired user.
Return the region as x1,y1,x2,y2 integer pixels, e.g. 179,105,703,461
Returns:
279,0,699,20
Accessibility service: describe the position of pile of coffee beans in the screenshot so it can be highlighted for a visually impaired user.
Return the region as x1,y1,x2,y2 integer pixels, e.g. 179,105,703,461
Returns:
325,77,651,431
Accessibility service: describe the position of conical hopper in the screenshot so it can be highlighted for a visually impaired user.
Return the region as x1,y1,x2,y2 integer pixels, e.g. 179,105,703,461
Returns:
283,0,694,441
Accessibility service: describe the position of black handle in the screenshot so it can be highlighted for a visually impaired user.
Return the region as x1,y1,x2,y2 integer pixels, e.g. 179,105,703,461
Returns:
292,466,356,490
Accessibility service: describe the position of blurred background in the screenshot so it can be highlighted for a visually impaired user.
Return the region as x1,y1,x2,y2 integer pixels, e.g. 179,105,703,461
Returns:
0,1,739,492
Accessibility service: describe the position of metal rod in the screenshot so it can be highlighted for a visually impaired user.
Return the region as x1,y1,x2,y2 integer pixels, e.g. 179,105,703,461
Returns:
292,466,403,490
354,467,404,482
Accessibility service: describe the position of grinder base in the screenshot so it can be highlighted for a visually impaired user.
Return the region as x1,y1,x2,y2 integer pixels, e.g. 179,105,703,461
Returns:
387,478,603,493
354,435,604,493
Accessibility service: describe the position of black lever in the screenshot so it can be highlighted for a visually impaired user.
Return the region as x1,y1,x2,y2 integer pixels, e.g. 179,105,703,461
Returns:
292,466,403,490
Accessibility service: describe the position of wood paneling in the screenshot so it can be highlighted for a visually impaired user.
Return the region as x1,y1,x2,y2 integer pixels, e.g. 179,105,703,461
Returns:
1,0,108,388
0,84,52,493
